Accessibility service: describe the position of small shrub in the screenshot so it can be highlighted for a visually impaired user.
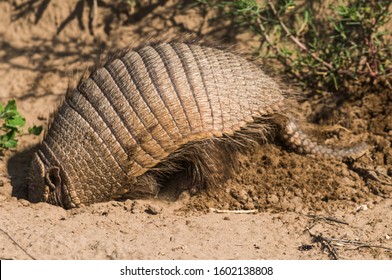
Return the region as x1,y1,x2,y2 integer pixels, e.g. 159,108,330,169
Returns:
0,100,43,151
187,0,391,95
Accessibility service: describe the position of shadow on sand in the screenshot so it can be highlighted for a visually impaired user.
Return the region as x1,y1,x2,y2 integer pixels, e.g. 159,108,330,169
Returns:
7,145,39,200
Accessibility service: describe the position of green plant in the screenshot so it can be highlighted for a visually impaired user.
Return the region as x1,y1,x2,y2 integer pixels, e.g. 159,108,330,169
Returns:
0,100,43,151
187,0,391,95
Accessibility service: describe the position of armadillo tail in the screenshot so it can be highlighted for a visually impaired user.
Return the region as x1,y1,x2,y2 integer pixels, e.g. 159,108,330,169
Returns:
282,120,368,159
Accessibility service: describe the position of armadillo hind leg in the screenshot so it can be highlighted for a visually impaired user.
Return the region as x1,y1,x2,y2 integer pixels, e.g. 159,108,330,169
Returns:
121,172,160,199
183,140,236,193
133,140,237,199
283,120,368,159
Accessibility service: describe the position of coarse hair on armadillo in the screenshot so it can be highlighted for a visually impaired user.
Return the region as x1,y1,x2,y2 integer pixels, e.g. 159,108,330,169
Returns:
30,39,368,208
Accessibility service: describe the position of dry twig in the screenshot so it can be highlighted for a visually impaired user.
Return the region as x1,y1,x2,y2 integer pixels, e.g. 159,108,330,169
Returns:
307,214,349,225
209,208,258,214
307,228,340,260
267,1,334,71
0,228,36,260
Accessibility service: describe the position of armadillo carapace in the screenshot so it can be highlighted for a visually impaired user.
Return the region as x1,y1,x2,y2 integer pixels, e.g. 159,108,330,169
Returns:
28,41,364,209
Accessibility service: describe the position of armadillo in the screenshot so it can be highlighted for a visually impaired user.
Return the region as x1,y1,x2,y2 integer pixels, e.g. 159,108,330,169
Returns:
27,41,366,209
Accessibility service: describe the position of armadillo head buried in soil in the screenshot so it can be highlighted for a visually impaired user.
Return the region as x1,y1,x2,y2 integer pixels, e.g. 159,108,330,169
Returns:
27,41,368,209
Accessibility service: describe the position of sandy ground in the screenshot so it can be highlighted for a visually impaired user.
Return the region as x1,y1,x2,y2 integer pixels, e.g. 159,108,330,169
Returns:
0,0,391,260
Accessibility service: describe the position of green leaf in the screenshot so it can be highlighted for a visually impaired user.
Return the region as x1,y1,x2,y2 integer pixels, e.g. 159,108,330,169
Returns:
6,116,26,128
3,139,18,148
1,130,15,142
4,100,17,112
28,125,43,136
